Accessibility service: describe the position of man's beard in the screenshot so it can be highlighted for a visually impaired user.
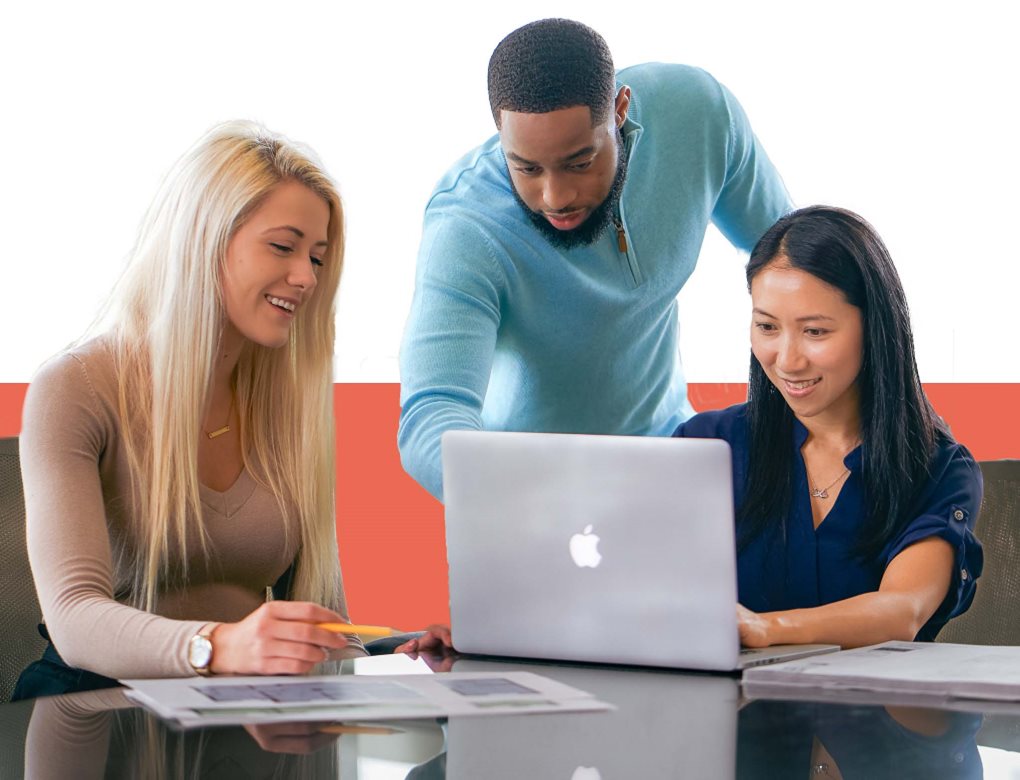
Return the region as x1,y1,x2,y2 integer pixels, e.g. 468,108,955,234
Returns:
509,131,628,251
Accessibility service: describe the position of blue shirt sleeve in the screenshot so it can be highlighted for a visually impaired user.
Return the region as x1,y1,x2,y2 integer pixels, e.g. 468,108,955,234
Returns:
672,404,751,511
883,442,984,640
710,81,792,252
672,404,748,440
398,219,505,501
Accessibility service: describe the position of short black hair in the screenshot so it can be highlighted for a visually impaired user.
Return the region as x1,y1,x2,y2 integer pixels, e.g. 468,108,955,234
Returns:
487,18,616,128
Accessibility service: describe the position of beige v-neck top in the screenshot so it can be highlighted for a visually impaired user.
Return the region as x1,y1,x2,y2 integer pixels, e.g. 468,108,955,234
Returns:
20,337,357,678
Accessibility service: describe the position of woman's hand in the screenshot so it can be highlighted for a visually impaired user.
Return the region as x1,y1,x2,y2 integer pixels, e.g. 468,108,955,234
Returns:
243,721,341,755
210,601,350,675
737,604,775,648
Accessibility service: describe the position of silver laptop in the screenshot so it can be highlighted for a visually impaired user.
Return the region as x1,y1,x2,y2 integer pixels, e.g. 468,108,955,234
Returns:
442,431,836,672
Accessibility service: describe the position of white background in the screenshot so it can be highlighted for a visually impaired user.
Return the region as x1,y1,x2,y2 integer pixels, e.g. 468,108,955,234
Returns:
2,0,1017,383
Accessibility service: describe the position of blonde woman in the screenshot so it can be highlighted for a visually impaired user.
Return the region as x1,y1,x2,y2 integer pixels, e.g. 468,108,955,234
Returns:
14,121,363,699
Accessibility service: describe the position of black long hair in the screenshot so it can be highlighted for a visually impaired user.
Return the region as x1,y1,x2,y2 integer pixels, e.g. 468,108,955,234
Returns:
738,206,947,558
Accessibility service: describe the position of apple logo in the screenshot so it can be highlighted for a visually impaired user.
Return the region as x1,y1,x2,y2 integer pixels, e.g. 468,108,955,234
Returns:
572,767,602,780
569,524,602,568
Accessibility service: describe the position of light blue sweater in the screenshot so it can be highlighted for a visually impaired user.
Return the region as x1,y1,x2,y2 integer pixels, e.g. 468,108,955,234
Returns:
399,63,792,500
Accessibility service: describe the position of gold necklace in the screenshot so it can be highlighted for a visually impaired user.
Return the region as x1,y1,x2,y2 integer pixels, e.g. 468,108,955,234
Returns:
204,395,235,440
809,467,850,499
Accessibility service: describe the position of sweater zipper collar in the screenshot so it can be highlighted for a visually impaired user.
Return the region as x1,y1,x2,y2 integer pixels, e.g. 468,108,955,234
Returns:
614,217,628,254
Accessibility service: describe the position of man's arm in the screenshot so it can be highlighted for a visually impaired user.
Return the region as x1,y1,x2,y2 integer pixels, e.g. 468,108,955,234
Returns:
711,81,793,251
398,219,504,500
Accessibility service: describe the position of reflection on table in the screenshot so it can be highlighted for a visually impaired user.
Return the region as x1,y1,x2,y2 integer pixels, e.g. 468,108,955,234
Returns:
1,652,1018,778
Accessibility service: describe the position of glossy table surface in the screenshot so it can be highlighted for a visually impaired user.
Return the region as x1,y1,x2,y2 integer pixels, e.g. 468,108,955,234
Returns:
2,652,1020,778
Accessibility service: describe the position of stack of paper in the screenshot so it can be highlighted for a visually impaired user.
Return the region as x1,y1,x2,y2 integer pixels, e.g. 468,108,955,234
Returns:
743,641,1020,702
123,671,611,728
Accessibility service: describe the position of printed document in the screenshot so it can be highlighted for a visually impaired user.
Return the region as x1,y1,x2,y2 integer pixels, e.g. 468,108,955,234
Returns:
123,671,611,728
742,641,1020,702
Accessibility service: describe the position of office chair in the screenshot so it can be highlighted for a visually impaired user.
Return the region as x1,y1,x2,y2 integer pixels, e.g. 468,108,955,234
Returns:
937,460,1020,645
0,437,46,702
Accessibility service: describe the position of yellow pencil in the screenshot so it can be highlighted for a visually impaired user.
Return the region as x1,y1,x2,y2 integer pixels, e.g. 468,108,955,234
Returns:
318,723,403,736
316,623,402,637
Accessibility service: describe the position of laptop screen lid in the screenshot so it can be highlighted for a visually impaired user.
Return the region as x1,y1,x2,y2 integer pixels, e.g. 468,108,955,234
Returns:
442,431,740,671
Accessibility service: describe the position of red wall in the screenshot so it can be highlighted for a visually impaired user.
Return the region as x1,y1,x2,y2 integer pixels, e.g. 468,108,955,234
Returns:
2,382,1017,629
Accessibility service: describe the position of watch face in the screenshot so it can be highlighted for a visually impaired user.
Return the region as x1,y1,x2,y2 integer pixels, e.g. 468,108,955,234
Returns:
189,634,213,670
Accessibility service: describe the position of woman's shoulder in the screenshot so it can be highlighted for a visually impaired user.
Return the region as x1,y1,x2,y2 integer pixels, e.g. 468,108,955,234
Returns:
671,403,749,443
924,431,981,488
925,432,982,501
895,430,983,534
33,335,116,384
935,430,977,462
26,336,120,425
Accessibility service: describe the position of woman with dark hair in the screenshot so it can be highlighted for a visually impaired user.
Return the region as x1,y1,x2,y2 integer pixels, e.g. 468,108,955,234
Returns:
674,206,983,648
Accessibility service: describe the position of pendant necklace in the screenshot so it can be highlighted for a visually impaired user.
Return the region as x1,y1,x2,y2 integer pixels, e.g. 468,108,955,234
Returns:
204,395,235,440
809,467,850,500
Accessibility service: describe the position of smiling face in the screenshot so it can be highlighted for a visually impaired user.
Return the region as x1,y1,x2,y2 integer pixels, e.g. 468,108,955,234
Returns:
220,179,330,351
499,89,629,249
750,259,864,428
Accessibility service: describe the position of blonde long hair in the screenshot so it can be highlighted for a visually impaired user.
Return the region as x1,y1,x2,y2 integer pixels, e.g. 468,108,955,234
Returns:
100,120,344,612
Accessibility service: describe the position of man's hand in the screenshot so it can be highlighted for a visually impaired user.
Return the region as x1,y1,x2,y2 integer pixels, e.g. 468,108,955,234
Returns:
394,624,454,655
395,625,457,671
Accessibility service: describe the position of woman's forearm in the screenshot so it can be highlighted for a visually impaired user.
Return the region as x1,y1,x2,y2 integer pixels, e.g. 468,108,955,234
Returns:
741,537,955,649
761,590,930,648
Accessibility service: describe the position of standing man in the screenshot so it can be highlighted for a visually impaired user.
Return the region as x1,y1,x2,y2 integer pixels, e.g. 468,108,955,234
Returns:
399,18,792,500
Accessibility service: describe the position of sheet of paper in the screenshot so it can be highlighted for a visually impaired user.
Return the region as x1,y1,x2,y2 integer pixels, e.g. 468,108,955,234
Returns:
122,671,612,728
742,641,1020,702
742,677,1020,715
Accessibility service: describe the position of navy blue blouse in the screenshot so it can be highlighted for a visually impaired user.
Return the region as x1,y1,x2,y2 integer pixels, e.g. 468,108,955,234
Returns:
673,404,983,641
